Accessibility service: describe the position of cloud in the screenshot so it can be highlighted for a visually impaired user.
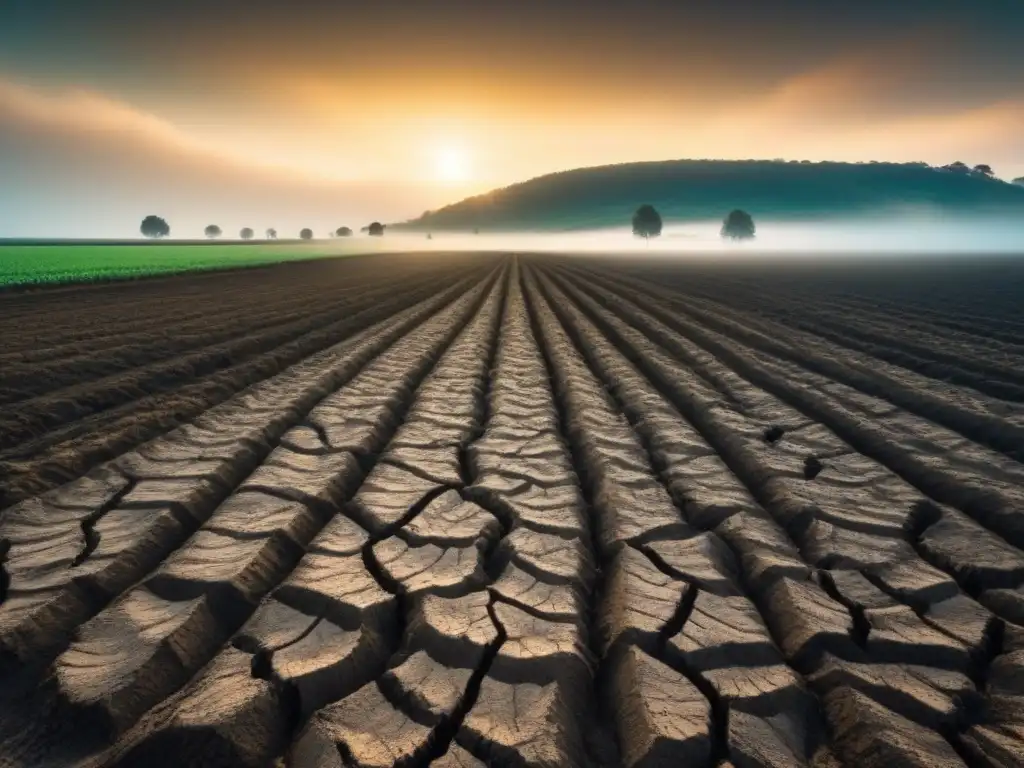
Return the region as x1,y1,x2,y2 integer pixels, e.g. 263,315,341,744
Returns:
691,46,1024,176
0,79,209,148
0,77,457,237
2,56,1023,239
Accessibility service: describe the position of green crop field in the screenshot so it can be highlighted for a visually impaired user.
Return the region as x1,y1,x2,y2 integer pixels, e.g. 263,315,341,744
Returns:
0,242,374,287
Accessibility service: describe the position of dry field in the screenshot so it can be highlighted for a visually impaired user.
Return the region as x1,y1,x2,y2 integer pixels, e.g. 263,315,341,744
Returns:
1,252,1023,768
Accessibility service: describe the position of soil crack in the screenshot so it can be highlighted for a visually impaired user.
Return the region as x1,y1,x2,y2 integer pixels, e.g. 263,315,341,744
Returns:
521,261,624,768
70,474,137,568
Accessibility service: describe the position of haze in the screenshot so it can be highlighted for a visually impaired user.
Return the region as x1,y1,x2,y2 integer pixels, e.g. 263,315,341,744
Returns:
255,215,1024,257
1,0,1023,237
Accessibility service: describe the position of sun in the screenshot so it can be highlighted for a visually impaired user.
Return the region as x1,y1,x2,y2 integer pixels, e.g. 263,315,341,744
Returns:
433,145,471,183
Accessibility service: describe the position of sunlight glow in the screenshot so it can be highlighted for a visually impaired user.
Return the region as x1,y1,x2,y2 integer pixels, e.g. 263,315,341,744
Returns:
433,145,472,183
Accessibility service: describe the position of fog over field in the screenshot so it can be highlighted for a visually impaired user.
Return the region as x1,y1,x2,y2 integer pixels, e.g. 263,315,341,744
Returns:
361,214,1024,256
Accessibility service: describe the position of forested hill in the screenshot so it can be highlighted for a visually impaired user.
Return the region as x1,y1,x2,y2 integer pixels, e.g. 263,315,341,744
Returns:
393,160,1024,231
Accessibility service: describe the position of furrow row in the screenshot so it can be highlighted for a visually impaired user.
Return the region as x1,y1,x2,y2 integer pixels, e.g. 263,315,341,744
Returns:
552,263,1024,767
687,283,1024,403
0,268,499,765
529,264,839,767
585,264,1024,460
0,267,489,508
574,265,1024,554
0,273,430,406
0,272,444,453
107,262,511,768
295,259,596,767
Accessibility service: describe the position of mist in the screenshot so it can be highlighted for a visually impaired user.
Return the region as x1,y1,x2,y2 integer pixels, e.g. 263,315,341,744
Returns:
4,214,1023,258
361,214,1024,257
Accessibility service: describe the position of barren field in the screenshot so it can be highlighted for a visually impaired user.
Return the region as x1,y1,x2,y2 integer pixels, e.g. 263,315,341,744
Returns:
1,252,1023,768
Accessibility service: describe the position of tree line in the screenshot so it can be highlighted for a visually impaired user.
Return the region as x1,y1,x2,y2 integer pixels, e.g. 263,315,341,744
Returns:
139,217,386,240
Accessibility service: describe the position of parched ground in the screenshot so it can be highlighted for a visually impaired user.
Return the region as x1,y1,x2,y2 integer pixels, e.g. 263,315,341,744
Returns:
1,252,1023,768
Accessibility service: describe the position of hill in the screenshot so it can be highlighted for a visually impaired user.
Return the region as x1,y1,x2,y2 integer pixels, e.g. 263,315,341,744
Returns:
392,160,1024,232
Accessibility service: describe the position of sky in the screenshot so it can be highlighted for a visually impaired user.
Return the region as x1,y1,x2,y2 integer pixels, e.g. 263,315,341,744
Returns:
1,0,1023,237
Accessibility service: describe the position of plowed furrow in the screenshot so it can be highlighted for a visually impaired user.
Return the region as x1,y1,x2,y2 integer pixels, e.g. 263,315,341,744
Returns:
0,271,490,660
0,275,446,450
0,270,501,767
544,265,1024,767
571,266,1024,545
0,277,421,405
0,267,338,355
583,264,1024,460
288,260,597,768
529,264,843,767
685,278,1024,360
0,276,361,367
720,297,1024,403
101,265,510,768
5,253,1024,767
563,268,1024,602
0,272,489,508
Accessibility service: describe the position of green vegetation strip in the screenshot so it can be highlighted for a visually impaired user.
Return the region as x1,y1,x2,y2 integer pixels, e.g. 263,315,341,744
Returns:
0,243,371,287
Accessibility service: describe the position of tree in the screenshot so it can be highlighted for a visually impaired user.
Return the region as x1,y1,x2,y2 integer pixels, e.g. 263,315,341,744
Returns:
942,161,971,174
631,204,662,240
204,224,222,239
1013,177,1024,187
140,215,170,239
721,209,756,240
266,228,277,239
240,227,254,240
336,226,352,237
972,164,995,178
367,222,384,236
299,228,313,240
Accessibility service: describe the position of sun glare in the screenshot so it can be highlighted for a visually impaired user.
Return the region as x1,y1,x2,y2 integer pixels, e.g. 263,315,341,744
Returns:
433,145,471,183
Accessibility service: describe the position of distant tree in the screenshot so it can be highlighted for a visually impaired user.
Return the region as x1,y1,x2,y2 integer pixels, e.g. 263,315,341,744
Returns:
631,204,663,240
299,228,313,240
240,227,254,240
972,164,995,178
942,161,971,174
336,226,353,237
427,233,433,240
367,222,384,236
140,215,170,239
204,224,222,239
266,228,277,239
473,227,480,235
721,209,756,240
1013,177,1024,187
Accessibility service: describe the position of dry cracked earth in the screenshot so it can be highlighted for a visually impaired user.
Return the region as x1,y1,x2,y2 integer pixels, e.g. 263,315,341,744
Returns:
1,253,1024,768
